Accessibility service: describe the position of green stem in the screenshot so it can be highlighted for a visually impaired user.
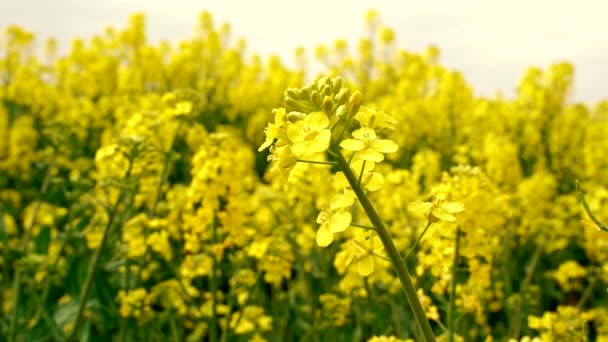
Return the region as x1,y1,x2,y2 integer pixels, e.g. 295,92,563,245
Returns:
403,221,433,261
448,228,461,342
69,173,131,341
577,275,597,309
357,161,366,186
9,161,55,342
350,222,376,230
576,180,608,232
297,159,336,166
510,244,542,339
209,221,219,342
331,147,435,342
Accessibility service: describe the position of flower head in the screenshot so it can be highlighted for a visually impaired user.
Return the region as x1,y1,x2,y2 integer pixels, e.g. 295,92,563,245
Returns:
340,127,398,162
287,111,331,156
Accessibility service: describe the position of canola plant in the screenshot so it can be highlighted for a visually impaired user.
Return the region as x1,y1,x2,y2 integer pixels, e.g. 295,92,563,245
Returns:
1,10,608,342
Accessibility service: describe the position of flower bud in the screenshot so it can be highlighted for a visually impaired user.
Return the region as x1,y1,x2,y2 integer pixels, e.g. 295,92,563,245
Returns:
332,77,342,93
287,111,306,122
317,76,329,89
321,84,332,97
285,88,299,101
285,97,299,110
299,86,311,100
322,95,333,115
335,88,351,105
310,90,322,107
336,104,347,118
348,91,362,115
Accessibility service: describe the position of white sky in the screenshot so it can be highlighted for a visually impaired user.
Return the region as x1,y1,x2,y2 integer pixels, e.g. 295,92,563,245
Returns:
1,0,607,103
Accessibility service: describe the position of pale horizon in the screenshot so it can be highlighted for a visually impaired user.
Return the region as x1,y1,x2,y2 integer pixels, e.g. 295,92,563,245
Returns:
1,0,606,104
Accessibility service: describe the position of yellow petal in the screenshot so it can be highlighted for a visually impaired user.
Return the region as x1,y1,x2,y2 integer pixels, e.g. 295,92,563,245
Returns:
363,172,384,192
373,139,399,153
286,121,305,143
442,201,465,213
258,138,274,152
359,148,384,162
352,127,376,140
330,193,355,209
340,139,365,151
351,159,375,174
431,207,456,222
316,224,333,247
310,129,331,152
356,255,375,276
306,111,329,130
329,211,351,233
333,172,349,190
407,201,433,215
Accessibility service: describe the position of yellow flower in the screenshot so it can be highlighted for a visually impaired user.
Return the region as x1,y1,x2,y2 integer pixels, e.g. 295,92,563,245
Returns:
258,108,289,151
355,106,397,132
267,145,297,181
316,194,355,247
287,111,331,156
340,127,398,162
346,231,384,276
408,197,465,222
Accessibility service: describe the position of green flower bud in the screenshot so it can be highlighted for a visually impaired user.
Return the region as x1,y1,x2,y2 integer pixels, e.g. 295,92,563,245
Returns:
321,84,332,97
299,86,311,100
287,111,306,122
317,76,329,89
310,90,322,107
285,97,299,110
322,95,333,114
336,104,347,118
348,91,362,115
332,77,342,93
335,88,351,106
285,88,299,101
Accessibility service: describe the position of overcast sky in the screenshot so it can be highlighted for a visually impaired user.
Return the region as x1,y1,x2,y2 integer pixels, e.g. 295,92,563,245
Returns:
1,0,606,103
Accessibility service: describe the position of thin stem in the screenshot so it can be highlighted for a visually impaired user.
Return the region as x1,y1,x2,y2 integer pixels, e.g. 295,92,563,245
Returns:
335,114,355,144
69,163,134,341
297,159,336,166
576,180,608,232
9,161,55,342
357,161,366,186
510,244,542,339
448,228,461,342
209,221,219,342
577,275,597,309
69,191,125,341
403,221,433,261
350,222,376,230
331,147,435,342
371,252,391,262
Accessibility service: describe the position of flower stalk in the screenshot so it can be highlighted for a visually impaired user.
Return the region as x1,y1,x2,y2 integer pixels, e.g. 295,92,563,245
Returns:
331,146,436,342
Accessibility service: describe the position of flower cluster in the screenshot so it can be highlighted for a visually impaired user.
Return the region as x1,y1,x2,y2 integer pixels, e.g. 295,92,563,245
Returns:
1,9,608,342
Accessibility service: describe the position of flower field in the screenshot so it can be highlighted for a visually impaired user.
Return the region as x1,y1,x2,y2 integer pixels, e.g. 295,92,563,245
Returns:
1,10,608,342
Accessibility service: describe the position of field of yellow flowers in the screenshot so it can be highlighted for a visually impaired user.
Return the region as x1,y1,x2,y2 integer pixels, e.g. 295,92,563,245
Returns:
1,10,608,342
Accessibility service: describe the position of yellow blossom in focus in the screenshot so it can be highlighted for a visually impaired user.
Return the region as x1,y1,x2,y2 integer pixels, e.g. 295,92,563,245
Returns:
340,127,398,162
287,111,331,156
